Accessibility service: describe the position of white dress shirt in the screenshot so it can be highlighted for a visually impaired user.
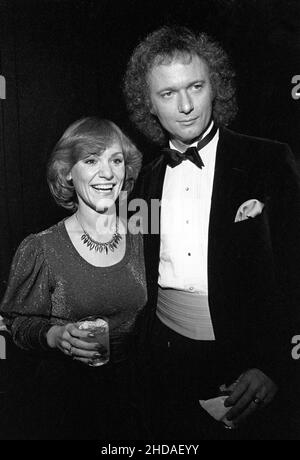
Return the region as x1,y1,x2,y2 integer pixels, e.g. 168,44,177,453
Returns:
159,126,219,295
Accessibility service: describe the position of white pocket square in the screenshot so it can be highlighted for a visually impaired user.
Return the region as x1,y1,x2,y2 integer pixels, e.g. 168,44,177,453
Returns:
234,199,264,223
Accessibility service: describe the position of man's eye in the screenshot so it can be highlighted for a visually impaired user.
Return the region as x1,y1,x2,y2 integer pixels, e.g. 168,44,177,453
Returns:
161,91,173,98
193,83,203,90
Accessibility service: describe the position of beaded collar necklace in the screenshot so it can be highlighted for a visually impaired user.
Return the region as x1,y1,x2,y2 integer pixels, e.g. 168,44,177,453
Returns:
75,213,122,254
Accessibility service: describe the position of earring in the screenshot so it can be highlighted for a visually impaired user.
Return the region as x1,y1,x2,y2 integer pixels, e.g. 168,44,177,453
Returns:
66,172,73,185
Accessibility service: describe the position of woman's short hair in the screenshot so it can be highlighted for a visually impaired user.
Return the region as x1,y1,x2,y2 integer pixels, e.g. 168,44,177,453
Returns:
123,25,237,145
47,117,142,211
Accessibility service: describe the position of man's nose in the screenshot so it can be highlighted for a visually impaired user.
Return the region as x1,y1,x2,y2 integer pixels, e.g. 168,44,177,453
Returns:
178,91,194,114
98,161,113,179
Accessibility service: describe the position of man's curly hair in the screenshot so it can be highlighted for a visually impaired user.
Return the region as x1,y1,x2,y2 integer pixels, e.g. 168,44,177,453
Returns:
123,26,237,145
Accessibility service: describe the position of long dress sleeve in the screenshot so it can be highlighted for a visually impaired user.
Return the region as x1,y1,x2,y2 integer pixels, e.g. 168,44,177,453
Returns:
0,234,54,351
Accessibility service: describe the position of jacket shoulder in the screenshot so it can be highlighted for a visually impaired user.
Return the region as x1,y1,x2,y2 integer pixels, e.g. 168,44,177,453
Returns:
222,127,289,147
139,154,165,178
220,127,294,165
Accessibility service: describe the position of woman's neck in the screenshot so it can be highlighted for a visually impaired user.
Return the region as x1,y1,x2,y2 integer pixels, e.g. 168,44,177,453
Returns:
76,206,117,238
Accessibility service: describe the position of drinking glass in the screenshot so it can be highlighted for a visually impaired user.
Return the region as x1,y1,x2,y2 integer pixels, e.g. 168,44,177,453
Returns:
77,316,110,367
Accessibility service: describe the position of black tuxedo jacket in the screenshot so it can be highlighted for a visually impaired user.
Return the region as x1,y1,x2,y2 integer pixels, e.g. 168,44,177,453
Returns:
133,127,300,384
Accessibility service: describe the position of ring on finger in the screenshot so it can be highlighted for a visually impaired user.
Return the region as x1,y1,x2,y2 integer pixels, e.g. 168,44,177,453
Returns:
252,396,263,406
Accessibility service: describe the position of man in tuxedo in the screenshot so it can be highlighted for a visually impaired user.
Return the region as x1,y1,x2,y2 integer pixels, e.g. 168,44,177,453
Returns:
123,26,300,439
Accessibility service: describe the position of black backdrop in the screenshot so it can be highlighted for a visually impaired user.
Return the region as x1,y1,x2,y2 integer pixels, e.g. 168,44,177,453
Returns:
0,0,300,439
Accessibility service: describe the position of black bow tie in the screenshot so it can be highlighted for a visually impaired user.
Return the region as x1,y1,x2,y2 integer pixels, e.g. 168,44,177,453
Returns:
163,123,218,169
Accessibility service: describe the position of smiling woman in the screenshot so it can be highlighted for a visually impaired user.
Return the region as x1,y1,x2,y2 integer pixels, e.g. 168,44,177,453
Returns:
67,143,125,214
47,118,140,211
0,117,147,439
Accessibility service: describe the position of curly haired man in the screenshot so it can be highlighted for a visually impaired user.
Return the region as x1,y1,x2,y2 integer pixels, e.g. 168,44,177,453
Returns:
124,26,300,440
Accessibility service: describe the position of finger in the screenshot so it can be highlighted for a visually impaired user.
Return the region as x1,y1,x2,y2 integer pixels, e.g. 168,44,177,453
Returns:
64,323,77,336
70,337,100,351
223,379,240,394
233,388,269,425
232,399,257,425
261,387,277,406
65,323,94,340
227,379,269,420
252,385,268,406
226,387,257,421
63,348,72,356
61,340,72,355
70,347,103,360
73,354,105,366
243,396,266,421
225,379,248,407
72,356,94,366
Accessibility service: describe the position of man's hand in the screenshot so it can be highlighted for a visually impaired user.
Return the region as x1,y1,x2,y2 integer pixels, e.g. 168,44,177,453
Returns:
46,323,102,365
224,368,278,426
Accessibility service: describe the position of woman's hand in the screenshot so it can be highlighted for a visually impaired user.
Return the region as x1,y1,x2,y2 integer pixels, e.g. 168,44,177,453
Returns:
46,323,102,365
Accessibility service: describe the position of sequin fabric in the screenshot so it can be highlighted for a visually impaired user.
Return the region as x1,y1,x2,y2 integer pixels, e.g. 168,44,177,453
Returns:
0,219,147,361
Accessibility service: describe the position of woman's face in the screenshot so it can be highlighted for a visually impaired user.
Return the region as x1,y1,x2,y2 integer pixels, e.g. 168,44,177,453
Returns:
68,141,125,213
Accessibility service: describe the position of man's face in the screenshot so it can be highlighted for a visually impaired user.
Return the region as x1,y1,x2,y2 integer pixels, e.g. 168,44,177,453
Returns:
148,54,213,149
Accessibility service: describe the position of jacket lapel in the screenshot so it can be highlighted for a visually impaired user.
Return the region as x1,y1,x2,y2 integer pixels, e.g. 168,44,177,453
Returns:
209,127,249,236
144,154,168,202
142,155,168,296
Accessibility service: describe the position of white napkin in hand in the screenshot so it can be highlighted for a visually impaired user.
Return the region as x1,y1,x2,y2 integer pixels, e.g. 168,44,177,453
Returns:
199,396,234,428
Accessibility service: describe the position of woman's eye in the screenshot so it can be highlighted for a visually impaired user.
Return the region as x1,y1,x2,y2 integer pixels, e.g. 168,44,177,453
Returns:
84,158,97,165
113,157,124,165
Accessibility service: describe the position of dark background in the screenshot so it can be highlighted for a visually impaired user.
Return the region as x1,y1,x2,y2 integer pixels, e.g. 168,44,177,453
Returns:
0,0,300,439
